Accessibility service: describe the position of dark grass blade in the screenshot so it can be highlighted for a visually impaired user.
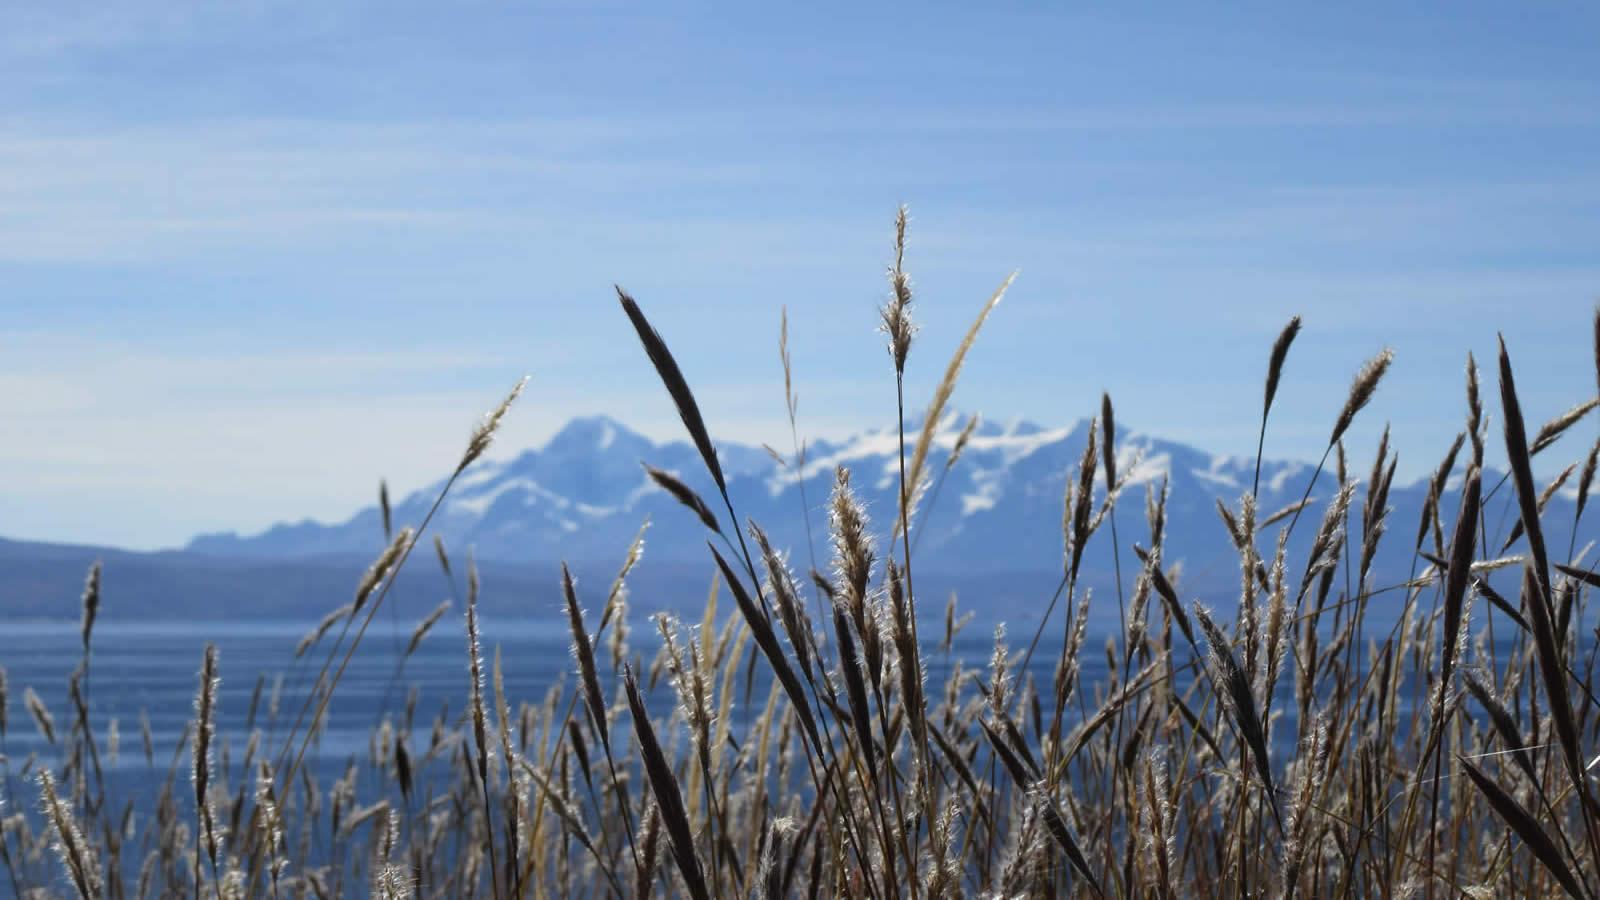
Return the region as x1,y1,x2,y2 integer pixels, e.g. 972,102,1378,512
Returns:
1556,563,1600,591
1256,315,1304,496
1264,315,1303,423
562,563,610,750
567,718,595,793
1194,606,1280,826
1497,339,1587,794
1001,714,1042,778
1437,467,1481,698
1101,392,1117,492
1500,338,1589,801
980,719,1039,786
1473,576,1530,633
709,546,823,754
1133,545,1197,652
929,723,983,799
1520,564,1588,799
623,664,710,900
642,463,721,534
618,287,727,495
1461,670,1538,784
1036,787,1106,898
831,604,877,778
1459,756,1588,900
1498,336,1555,615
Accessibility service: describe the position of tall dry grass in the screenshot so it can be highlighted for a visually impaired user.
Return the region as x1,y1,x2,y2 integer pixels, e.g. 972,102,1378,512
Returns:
1,212,1598,899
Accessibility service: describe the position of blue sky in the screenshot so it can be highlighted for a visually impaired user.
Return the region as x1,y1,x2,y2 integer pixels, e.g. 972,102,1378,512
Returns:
2,2,1597,549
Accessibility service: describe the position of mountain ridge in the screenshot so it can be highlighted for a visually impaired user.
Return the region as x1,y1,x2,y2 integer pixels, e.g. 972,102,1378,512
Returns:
185,414,1584,595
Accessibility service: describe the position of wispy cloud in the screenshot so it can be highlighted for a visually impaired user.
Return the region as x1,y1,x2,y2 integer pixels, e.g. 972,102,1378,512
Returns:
0,118,776,262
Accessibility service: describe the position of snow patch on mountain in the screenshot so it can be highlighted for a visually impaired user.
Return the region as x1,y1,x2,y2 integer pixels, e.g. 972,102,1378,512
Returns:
452,477,543,516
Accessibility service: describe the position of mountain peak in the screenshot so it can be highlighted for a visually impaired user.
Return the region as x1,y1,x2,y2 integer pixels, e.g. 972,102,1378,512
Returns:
543,415,644,455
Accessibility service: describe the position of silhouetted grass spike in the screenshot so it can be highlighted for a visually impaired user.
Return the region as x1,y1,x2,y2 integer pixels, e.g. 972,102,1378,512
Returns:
617,287,727,495
623,663,710,900
1460,757,1589,900
642,463,721,534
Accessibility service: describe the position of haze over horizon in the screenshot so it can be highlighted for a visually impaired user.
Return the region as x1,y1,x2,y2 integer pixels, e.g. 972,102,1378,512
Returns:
3,3,1598,549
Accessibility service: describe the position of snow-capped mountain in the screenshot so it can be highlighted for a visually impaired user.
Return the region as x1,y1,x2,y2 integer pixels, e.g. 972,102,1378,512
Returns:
187,414,1585,599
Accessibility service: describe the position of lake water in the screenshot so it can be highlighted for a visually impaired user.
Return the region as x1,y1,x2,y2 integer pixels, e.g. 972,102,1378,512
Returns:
0,618,1118,788
2,619,597,778
2,609,1445,789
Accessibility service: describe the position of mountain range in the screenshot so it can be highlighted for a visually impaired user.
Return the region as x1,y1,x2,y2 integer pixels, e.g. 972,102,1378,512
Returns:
186,412,1589,603
1,412,1588,624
